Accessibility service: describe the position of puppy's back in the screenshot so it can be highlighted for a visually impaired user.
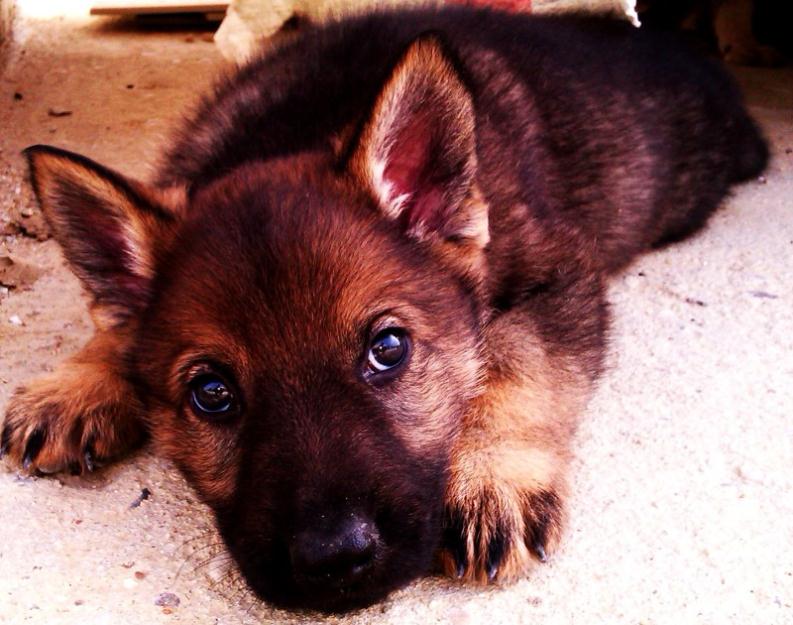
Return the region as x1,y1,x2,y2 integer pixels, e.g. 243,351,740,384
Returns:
159,7,766,269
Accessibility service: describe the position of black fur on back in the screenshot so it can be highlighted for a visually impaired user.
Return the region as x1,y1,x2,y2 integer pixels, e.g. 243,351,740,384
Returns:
159,5,767,273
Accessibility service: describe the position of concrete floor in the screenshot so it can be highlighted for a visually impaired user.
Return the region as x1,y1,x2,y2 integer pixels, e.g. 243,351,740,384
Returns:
0,3,791,625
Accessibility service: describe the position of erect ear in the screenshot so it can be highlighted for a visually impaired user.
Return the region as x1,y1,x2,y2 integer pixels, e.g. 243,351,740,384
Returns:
351,35,488,247
25,145,176,325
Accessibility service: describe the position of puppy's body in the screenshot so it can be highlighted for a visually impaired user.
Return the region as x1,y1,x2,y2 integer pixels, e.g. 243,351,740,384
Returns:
1,7,766,613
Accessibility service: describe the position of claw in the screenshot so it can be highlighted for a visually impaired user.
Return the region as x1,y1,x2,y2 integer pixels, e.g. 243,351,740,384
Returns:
0,424,11,459
83,449,95,473
525,490,561,564
452,551,467,579
83,434,96,472
22,428,45,470
486,562,498,582
453,542,467,579
443,508,468,579
532,542,547,563
485,525,507,582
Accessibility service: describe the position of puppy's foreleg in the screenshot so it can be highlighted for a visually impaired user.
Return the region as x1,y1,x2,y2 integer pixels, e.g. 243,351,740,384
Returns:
442,309,595,582
1,322,145,474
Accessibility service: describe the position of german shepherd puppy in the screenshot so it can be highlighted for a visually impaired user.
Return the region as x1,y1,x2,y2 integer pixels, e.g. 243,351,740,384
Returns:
0,6,767,613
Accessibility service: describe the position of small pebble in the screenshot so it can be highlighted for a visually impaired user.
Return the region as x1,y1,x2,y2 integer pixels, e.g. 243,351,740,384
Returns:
126,84,134,89
74,599,84,606
13,92,22,101
758,175,767,184
21,208,33,217
134,571,146,580
47,108,73,118
162,607,173,615
155,592,180,608
129,487,151,508
750,290,778,300
9,314,22,326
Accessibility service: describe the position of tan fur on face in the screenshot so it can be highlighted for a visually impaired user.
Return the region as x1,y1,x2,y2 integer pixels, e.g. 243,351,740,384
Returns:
147,344,255,506
375,311,485,458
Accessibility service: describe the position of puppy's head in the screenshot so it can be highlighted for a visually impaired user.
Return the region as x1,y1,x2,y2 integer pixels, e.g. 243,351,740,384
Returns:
26,37,490,612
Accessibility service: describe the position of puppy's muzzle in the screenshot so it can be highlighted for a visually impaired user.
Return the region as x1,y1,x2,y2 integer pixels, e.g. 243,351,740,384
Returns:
289,513,380,588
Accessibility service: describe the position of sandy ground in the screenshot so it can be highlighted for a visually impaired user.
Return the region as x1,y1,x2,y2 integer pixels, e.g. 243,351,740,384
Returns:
0,3,791,625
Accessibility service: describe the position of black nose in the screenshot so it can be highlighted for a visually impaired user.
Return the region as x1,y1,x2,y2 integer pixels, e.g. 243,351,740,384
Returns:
290,514,379,586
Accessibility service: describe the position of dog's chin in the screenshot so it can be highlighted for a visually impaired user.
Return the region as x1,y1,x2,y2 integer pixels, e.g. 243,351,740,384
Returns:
259,560,419,614
232,541,437,614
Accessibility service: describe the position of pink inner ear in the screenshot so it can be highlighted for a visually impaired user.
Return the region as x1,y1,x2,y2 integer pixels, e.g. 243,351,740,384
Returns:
382,113,447,231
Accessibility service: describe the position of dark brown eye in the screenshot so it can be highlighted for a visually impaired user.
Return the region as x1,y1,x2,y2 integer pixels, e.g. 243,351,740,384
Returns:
367,328,409,373
190,374,237,419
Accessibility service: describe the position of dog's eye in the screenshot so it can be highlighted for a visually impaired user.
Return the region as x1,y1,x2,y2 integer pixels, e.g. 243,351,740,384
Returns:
190,374,237,419
367,328,409,373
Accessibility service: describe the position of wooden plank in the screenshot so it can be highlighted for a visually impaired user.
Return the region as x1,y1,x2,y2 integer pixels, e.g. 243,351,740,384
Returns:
91,1,229,16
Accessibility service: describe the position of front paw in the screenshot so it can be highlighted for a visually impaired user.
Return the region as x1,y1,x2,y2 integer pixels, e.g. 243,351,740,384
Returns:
1,371,143,475
442,467,565,583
